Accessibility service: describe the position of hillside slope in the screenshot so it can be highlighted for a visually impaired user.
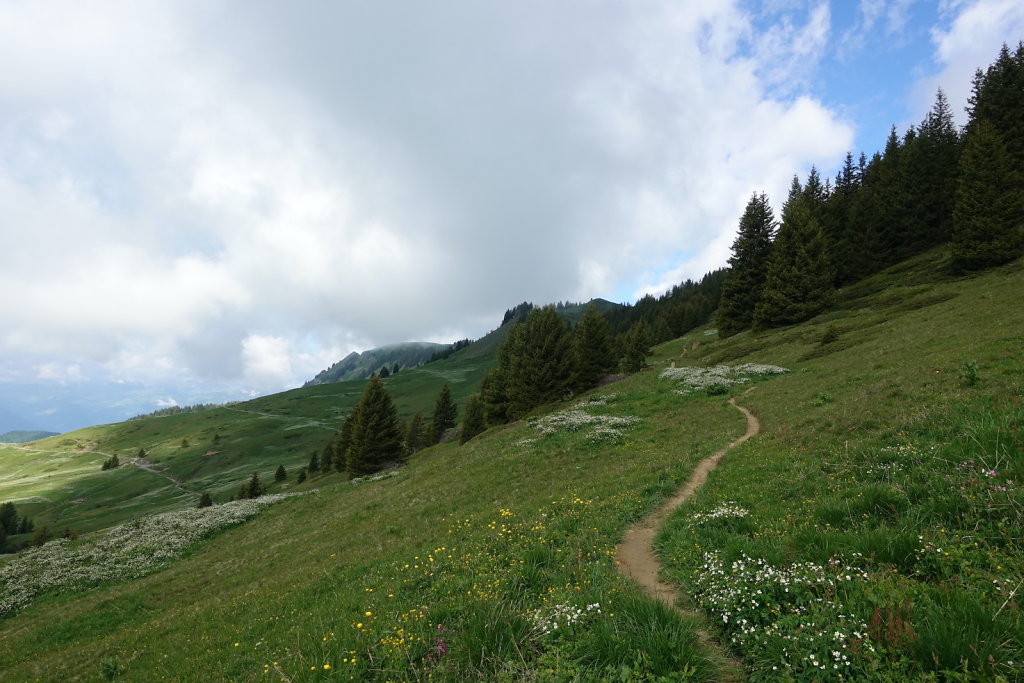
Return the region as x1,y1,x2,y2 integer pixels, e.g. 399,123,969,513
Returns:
1,247,1021,680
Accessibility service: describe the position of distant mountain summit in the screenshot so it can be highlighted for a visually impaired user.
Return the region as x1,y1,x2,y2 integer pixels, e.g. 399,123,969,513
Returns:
304,342,449,386
0,430,60,444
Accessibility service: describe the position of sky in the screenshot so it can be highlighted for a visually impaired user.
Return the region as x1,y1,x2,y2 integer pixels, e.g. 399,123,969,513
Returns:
1,0,1022,433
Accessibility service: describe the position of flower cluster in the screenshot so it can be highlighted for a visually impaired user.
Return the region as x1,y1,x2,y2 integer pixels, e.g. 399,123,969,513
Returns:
0,494,300,616
660,363,790,395
349,469,401,485
690,501,749,524
531,602,602,636
692,551,875,677
529,408,639,443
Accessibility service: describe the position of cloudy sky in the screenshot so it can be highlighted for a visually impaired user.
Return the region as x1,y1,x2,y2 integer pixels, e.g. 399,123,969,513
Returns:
2,0,1022,432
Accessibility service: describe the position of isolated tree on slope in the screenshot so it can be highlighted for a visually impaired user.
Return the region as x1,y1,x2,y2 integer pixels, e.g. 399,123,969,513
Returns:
754,179,834,329
717,192,776,337
572,303,616,391
430,384,458,444
346,374,404,478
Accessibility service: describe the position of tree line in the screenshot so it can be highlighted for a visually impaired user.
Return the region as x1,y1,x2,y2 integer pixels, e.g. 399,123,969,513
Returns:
717,43,1023,335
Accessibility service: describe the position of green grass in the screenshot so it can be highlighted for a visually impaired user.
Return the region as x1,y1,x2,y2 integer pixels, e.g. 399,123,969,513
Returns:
1,245,1021,681
0,347,495,539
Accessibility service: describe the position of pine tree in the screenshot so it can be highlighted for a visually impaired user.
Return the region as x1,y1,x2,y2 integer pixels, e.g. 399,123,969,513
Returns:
296,468,307,484
951,120,1024,271
572,303,616,390
245,472,264,499
430,384,458,444
754,187,835,329
307,451,320,473
275,464,287,482
379,365,391,379
406,413,426,453
345,374,404,478
717,192,776,336
507,307,573,419
620,320,653,373
197,492,213,508
460,395,487,444
0,501,17,534
480,321,526,425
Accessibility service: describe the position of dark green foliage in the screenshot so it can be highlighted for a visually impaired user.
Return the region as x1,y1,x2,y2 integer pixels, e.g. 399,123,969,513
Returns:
507,307,573,419
619,320,653,373
17,515,33,534
0,501,17,534
480,322,526,426
430,384,458,444
754,181,834,329
572,303,616,390
296,468,307,484
968,42,1024,175
100,454,120,471
31,525,51,547
238,472,263,499
197,492,213,508
378,365,390,379
345,375,404,478
274,464,287,482
952,120,1024,271
307,451,320,473
717,192,776,336
459,395,487,444
180,438,189,448
405,413,426,454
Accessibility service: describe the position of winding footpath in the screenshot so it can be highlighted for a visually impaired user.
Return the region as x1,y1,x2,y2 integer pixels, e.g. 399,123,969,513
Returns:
615,391,760,682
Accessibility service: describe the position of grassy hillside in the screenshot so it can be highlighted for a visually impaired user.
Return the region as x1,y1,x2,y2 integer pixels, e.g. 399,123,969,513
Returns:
0,246,1021,680
0,344,495,541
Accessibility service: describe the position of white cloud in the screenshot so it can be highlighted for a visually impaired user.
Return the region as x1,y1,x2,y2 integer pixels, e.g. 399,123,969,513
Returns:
915,0,1024,123
0,0,853,418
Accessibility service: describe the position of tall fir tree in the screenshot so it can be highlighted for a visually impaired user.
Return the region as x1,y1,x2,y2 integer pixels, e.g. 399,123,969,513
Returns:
459,394,487,444
345,374,404,478
405,412,426,453
430,384,458,444
480,321,526,426
717,192,776,336
619,319,653,373
507,307,573,419
754,181,835,329
951,119,1024,271
572,303,616,390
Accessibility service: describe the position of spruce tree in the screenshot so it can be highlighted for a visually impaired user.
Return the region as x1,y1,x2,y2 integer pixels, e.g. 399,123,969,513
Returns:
717,192,776,336
480,321,526,425
405,412,426,453
345,374,404,478
430,384,458,444
307,451,320,473
246,472,264,498
197,492,213,508
754,187,834,329
620,320,653,373
275,464,287,482
951,120,1024,271
507,307,573,419
0,502,16,535
572,303,616,390
460,395,487,444
297,468,307,484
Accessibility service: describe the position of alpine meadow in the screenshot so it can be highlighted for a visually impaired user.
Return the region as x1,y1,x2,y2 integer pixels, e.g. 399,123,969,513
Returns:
2,35,1024,683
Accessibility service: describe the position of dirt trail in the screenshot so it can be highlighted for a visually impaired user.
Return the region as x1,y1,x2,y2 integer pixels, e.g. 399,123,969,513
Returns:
615,391,760,682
